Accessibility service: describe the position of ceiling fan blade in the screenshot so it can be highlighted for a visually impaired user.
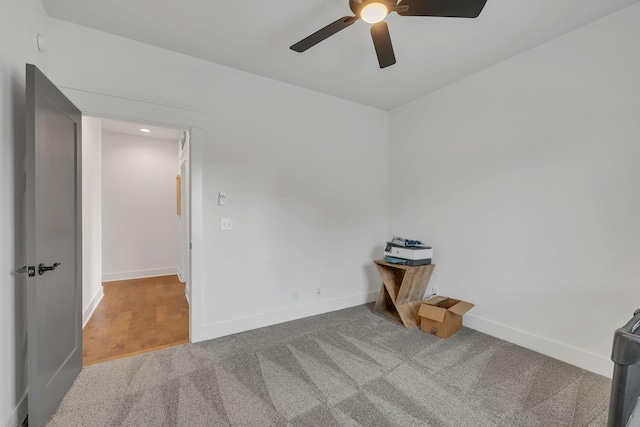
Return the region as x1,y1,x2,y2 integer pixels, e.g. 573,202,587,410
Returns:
290,16,358,52
397,0,488,18
370,22,396,69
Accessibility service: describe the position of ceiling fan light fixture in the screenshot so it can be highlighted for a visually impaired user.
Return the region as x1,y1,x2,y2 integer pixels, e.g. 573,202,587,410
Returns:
290,0,489,68
360,3,388,24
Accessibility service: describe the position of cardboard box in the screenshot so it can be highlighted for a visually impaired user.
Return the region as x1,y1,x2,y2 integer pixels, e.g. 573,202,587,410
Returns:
418,296,475,338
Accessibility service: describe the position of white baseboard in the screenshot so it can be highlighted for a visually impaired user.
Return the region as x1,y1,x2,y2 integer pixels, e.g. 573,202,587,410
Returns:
464,313,614,378
191,290,379,343
102,267,179,282
83,288,104,328
190,292,614,378
0,391,27,427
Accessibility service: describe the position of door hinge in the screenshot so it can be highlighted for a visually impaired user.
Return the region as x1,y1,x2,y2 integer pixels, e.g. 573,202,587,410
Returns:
18,266,36,277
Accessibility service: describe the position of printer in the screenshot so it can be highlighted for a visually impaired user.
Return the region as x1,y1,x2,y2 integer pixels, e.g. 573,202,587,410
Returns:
384,243,433,266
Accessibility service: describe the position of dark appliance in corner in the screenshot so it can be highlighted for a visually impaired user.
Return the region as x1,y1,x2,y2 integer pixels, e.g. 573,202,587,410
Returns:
609,309,640,427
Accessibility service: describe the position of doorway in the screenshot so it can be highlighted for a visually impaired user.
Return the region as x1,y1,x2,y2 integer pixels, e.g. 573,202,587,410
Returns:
80,116,191,365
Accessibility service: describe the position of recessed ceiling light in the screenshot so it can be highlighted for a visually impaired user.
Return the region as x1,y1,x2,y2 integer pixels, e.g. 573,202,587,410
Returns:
140,128,151,133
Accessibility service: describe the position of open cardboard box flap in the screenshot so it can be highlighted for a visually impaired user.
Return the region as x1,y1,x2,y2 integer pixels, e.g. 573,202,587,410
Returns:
449,301,475,316
418,296,475,321
425,296,449,305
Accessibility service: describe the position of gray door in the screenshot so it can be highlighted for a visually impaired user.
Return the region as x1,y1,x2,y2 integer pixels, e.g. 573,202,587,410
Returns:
25,64,82,427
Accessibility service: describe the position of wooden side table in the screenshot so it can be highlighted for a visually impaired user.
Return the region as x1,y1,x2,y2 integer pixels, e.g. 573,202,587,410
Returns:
373,259,435,328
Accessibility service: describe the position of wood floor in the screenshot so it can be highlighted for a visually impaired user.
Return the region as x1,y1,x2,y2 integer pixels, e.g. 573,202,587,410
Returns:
83,275,189,366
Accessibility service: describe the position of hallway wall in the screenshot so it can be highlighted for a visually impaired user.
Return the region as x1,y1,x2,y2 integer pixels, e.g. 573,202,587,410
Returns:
101,131,180,281
81,116,103,325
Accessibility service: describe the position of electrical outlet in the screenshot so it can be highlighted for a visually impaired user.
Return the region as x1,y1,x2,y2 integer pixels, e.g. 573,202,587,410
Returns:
291,290,299,302
315,287,321,297
432,287,440,296
220,218,233,230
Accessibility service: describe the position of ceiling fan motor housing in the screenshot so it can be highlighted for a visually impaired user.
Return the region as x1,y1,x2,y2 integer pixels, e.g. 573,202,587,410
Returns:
349,0,398,17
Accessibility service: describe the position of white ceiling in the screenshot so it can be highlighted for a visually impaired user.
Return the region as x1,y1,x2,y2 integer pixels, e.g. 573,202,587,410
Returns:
42,0,639,110
100,117,184,141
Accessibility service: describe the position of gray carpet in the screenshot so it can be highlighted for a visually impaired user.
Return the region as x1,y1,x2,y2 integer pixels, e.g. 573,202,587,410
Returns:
47,304,611,426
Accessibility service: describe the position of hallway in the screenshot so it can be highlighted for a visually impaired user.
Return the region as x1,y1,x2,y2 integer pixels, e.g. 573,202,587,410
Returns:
82,275,189,365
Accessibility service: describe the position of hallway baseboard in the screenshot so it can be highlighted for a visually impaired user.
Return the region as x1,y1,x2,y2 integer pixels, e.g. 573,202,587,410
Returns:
82,288,104,328
102,267,179,282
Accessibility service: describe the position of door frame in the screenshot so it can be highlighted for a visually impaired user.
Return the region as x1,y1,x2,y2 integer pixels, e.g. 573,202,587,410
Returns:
178,146,190,295
64,86,205,342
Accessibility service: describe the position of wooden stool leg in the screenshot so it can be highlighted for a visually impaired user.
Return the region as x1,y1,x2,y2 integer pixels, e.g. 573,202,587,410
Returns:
372,260,434,328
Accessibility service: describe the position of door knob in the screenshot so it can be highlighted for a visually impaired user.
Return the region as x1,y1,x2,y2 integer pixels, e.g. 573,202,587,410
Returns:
38,262,61,275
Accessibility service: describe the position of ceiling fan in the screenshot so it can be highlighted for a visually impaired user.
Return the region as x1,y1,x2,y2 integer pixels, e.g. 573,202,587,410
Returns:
290,0,488,68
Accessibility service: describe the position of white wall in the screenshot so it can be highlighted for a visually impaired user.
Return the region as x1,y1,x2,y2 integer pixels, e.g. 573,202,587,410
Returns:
0,1,49,426
81,116,103,325
389,3,640,377
101,131,180,281
48,18,389,342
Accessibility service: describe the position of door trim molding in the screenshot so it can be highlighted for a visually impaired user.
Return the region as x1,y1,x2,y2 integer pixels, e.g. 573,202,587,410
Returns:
59,86,204,344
